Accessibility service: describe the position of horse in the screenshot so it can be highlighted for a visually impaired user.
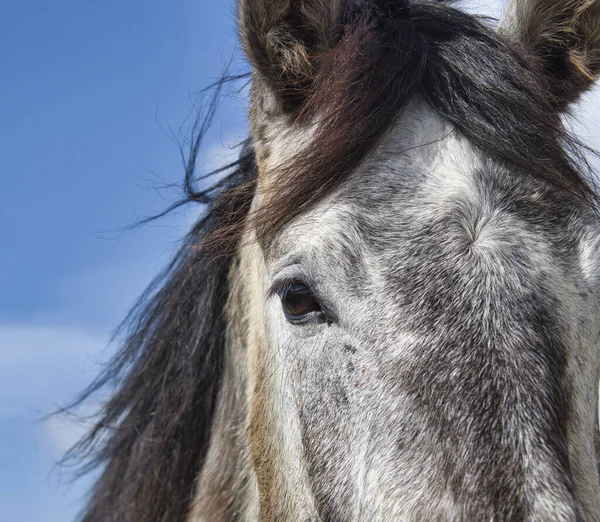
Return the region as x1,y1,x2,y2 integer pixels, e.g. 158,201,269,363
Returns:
71,0,600,520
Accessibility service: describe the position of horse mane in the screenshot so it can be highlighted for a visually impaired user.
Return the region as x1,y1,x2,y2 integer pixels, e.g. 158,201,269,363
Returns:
66,81,257,521
69,2,599,522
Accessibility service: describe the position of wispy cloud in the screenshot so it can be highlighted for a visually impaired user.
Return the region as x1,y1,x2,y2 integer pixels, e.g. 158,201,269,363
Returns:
0,324,110,416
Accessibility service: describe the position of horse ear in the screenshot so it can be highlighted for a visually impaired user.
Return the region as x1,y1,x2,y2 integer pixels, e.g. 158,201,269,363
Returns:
238,0,341,112
500,0,600,109
238,0,410,114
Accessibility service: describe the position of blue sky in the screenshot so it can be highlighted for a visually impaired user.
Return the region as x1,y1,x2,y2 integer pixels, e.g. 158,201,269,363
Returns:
2,1,600,521
0,1,247,520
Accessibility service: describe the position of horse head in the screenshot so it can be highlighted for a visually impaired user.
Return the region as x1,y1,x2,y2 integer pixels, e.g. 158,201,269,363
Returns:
79,1,600,521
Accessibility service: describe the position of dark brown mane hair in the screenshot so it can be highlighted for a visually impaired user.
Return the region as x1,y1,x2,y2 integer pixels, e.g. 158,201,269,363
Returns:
68,2,598,522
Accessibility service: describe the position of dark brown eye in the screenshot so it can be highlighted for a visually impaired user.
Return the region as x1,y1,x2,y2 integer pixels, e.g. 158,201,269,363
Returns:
281,282,321,322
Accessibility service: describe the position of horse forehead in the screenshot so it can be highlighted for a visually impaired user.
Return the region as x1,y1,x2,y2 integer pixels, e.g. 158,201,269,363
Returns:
274,105,486,254
342,109,483,217
269,100,597,284
328,102,485,222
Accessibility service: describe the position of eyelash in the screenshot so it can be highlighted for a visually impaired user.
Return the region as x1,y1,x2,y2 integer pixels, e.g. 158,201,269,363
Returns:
271,278,302,299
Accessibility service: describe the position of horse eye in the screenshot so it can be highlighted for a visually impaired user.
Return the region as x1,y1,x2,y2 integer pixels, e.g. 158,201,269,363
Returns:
280,283,322,322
